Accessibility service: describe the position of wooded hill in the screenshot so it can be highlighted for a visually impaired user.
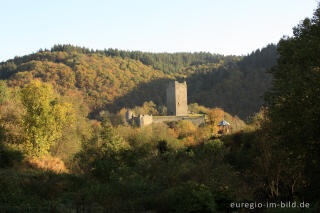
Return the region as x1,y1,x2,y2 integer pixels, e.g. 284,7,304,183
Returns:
0,44,277,119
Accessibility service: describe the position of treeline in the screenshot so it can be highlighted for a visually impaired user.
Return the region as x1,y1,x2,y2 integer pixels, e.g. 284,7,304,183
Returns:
50,44,238,74
1,44,236,75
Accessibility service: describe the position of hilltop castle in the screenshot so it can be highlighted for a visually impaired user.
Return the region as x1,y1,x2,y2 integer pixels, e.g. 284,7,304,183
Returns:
126,80,204,127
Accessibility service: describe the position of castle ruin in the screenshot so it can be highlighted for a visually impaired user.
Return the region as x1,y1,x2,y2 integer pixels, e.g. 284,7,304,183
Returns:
126,80,204,127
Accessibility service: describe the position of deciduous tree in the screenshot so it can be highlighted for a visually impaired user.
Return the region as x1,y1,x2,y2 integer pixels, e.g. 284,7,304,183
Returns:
20,80,75,156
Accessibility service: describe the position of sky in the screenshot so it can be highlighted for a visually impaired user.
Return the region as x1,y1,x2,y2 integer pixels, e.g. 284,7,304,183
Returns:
0,0,318,62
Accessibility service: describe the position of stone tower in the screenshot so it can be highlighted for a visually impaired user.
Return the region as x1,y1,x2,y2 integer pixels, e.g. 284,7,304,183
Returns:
166,81,188,116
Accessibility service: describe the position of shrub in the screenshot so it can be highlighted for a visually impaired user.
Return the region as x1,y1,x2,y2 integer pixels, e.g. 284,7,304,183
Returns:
163,181,216,213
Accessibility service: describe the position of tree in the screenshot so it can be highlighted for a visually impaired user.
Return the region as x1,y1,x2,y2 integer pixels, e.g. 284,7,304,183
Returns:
265,4,320,199
75,119,130,179
206,108,224,136
175,120,196,139
20,80,75,157
0,80,9,104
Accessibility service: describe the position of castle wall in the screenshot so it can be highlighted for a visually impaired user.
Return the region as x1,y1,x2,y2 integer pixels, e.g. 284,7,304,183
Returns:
138,115,153,127
126,110,134,121
153,116,205,125
126,113,204,127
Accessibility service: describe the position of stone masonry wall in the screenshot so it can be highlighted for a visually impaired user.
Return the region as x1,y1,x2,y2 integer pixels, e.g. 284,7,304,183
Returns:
138,115,153,127
166,81,188,116
152,116,205,126
166,81,176,115
175,81,188,116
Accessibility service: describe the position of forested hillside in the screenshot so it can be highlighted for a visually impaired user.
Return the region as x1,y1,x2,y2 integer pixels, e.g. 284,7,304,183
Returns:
0,44,277,119
188,44,276,118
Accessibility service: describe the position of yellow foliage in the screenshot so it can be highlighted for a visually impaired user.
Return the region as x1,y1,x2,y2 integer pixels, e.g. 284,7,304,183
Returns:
20,80,75,157
206,108,224,126
182,136,196,146
26,156,68,173
175,120,197,139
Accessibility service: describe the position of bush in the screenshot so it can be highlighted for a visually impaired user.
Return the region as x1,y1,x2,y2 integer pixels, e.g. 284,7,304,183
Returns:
162,181,216,213
0,143,23,168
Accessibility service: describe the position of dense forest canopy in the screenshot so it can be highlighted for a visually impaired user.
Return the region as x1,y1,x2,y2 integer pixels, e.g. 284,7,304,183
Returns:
0,44,277,119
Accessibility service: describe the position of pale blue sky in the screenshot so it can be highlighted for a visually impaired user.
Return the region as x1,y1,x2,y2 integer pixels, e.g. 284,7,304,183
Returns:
0,0,318,62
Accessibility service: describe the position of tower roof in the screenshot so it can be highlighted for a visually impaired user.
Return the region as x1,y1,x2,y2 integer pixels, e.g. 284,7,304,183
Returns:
218,120,230,126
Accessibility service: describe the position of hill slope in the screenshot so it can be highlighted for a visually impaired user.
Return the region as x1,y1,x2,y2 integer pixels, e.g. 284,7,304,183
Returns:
0,44,277,119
